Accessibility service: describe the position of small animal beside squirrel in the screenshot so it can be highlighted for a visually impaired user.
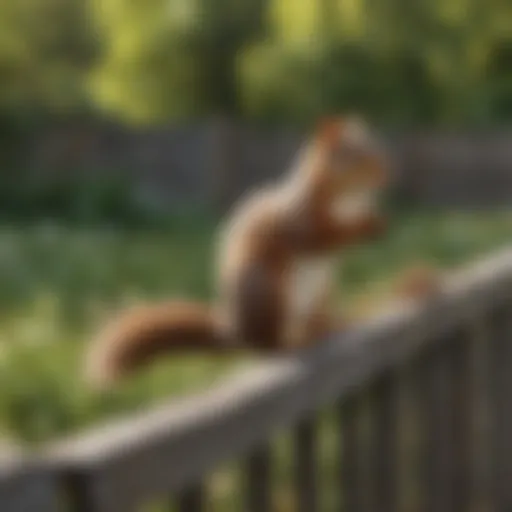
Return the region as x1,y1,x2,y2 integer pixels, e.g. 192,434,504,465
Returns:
85,116,441,389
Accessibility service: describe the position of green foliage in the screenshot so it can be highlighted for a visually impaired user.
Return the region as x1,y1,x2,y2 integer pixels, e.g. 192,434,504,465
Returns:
239,0,512,125
0,0,511,125
239,41,443,124
0,211,510,444
0,0,98,116
0,173,167,225
88,0,267,122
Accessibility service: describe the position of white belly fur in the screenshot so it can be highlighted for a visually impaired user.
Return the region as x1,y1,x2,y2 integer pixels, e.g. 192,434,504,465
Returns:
330,190,376,222
284,256,338,345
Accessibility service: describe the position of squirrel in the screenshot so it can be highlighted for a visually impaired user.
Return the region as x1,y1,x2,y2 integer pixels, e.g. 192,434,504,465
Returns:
84,116,439,389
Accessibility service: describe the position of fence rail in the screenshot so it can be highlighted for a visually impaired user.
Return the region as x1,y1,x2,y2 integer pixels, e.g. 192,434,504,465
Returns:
14,122,512,209
2,247,512,511
0,457,58,512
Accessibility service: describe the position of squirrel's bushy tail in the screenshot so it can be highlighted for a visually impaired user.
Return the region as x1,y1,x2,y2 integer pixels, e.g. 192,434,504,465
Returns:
84,301,229,389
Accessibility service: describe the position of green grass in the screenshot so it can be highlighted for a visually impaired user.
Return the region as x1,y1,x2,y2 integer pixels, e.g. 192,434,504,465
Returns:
0,210,511,445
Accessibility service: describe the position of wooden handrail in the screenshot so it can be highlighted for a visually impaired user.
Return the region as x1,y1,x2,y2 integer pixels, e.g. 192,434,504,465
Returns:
1,247,512,512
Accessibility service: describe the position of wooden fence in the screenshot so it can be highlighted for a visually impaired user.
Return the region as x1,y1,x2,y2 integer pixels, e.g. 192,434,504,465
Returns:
15,122,512,210
1,247,512,512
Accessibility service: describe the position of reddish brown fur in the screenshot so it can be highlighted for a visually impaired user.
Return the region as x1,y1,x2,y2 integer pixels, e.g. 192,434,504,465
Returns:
85,116,403,389
85,302,231,387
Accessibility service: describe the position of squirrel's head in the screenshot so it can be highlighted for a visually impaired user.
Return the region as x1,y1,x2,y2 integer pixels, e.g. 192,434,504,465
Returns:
313,115,389,195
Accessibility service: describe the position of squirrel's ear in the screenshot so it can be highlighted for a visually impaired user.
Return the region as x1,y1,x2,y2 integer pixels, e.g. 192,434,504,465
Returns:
316,117,342,148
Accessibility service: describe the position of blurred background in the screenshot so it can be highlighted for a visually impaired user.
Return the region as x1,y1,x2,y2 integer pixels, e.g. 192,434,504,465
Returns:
2,0,512,215
0,0,511,465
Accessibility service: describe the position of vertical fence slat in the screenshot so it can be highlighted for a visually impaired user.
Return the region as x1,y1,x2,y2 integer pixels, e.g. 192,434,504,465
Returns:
62,470,105,512
339,396,362,512
177,483,206,512
470,316,493,512
489,306,512,512
417,330,474,512
245,443,272,512
0,461,58,512
294,417,318,512
449,332,473,512
369,372,399,512
418,341,454,512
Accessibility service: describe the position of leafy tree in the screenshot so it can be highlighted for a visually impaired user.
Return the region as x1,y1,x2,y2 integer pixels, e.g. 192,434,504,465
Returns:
0,0,511,126
0,0,98,117
89,0,267,123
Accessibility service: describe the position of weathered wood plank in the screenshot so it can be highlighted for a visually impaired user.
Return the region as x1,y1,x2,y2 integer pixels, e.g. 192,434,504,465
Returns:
489,305,512,511
339,397,362,512
61,467,126,512
45,248,512,511
417,330,474,512
449,332,473,512
177,482,205,512
294,417,318,512
468,315,493,512
418,342,453,512
245,443,272,512
369,372,399,512
0,457,58,512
